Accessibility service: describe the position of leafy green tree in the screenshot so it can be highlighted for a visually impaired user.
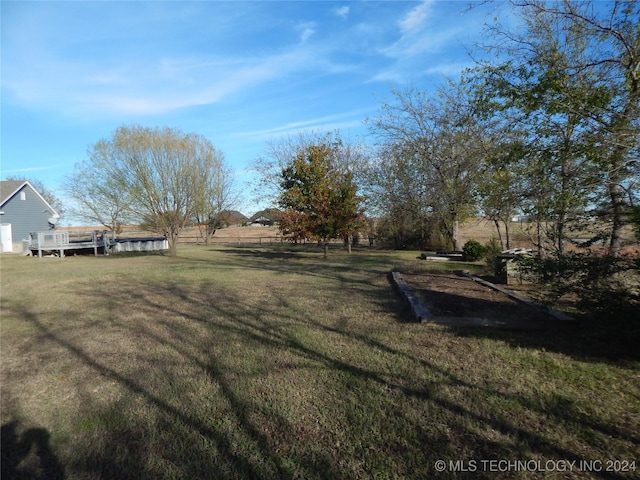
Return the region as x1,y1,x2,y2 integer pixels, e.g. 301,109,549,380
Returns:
475,0,640,254
363,145,432,248
253,131,367,203
477,151,522,250
278,142,363,258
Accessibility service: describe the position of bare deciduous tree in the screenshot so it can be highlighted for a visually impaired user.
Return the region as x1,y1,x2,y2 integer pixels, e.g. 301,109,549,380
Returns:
192,157,239,245
65,125,230,256
368,84,485,250
63,160,132,233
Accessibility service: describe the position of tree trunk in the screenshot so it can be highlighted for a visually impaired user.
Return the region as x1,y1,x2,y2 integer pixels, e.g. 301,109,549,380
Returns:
536,216,544,257
504,219,511,250
608,178,625,255
205,226,216,246
168,232,179,256
556,123,575,254
556,214,565,254
606,72,638,255
452,213,460,251
323,242,329,259
493,219,504,250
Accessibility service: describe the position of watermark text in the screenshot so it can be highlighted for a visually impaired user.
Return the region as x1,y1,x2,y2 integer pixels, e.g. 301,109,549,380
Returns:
433,459,637,474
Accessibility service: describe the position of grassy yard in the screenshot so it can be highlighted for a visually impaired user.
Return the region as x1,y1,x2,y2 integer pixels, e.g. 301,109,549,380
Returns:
1,245,638,479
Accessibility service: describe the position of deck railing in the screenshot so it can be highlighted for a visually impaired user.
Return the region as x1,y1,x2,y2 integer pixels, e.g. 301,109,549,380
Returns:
29,231,70,248
28,230,114,257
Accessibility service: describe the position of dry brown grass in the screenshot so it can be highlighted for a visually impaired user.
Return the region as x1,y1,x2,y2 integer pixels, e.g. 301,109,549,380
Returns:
1,245,638,479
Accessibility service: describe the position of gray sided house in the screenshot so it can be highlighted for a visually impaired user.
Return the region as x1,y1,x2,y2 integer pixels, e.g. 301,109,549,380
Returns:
0,181,60,252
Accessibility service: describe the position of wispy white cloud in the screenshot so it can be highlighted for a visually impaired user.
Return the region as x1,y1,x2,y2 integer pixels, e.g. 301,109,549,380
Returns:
370,59,475,84
368,1,486,84
382,0,463,61
1,166,55,174
3,40,329,117
235,108,374,142
2,2,340,118
423,60,476,78
399,0,433,33
300,26,316,43
334,6,350,20
1,0,503,190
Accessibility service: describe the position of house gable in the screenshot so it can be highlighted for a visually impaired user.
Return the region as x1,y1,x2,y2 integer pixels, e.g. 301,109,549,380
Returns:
0,181,60,242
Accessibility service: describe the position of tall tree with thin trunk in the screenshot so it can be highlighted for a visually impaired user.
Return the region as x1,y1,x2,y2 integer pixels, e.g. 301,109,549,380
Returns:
475,141,528,250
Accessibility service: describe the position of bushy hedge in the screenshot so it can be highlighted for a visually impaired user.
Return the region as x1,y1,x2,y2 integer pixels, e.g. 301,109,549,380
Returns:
462,239,487,261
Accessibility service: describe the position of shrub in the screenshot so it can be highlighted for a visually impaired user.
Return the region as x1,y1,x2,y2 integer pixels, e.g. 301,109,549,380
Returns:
484,237,502,267
462,239,487,262
521,251,640,316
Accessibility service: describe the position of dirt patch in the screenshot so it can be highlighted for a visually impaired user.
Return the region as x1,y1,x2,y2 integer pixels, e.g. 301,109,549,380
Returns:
401,272,569,329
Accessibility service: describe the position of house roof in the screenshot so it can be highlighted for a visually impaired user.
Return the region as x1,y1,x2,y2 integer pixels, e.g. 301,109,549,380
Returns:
249,208,282,223
0,181,27,206
0,180,60,216
220,210,248,221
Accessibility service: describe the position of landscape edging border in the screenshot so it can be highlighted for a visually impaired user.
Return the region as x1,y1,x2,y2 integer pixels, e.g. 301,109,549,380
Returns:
458,270,575,322
390,270,575,327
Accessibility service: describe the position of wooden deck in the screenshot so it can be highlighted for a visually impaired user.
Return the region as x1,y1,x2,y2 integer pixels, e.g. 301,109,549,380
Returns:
27,231,169,257
27,231,113,257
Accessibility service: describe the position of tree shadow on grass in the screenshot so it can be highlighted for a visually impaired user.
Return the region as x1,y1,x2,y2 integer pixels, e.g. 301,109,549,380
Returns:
449,311,640,366
5,300,298,480
214,245,393,275
73,281,618,472
3,263,638,479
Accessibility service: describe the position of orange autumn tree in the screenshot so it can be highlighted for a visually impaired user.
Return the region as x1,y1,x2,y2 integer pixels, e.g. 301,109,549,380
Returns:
278,142,363,258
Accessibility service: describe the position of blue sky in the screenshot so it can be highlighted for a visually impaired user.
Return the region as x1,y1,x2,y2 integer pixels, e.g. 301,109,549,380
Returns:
1,0,501,217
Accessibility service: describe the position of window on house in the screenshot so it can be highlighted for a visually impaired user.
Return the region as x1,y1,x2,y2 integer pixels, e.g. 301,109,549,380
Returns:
20,192,26,200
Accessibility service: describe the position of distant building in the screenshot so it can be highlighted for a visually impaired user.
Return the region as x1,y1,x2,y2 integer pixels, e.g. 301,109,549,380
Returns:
0,180,60,252
217,210,249,227
248,209,282,226
510,215,532,223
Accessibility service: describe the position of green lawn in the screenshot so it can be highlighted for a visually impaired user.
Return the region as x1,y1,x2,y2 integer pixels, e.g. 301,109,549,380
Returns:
1,245,638,479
